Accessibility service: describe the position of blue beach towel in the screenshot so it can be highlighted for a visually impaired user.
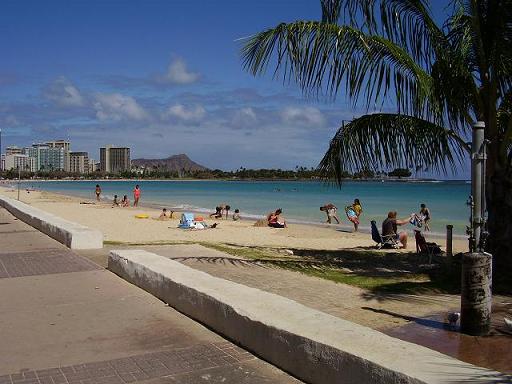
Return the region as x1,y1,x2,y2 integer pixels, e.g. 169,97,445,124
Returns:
179,213,195,229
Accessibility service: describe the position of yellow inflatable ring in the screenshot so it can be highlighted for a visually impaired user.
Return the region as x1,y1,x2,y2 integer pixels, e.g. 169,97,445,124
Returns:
134,214,150,219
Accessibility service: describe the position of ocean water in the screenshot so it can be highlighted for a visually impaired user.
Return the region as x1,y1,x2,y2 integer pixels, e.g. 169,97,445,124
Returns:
16,179,471,236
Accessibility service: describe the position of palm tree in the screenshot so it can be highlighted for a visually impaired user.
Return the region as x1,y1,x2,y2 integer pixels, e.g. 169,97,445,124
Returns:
241,0,512,282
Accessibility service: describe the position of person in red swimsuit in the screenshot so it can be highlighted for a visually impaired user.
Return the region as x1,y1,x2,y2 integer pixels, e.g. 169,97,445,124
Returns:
133,184,141,207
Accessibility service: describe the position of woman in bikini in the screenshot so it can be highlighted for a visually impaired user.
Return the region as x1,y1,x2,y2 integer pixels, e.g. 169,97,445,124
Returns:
267,208,287,228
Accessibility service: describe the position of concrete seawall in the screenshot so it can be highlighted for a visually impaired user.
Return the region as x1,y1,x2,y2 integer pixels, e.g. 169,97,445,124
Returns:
108,249,508,384
0,196,103,249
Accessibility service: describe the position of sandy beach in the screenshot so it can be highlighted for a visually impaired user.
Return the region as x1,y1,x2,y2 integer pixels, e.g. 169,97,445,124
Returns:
0,186,468,253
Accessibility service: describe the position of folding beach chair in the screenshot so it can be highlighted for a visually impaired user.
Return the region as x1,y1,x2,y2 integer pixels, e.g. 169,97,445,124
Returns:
371,220,400,249
414,230,442,264
178,212,195,229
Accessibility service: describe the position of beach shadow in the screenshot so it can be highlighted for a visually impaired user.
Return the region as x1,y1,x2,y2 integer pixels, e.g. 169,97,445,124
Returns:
335,228,354,233
361,306,450,331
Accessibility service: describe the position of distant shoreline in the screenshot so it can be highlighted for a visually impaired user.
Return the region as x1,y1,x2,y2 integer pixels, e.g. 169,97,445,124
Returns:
0,182,468,242
3,177,470,184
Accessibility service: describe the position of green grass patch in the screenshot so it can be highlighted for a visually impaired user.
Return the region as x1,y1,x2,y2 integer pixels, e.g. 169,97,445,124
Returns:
200,242,462,295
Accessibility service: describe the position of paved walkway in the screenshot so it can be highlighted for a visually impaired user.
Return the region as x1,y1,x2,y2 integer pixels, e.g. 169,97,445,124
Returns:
138,244,512,375
0,208,300,384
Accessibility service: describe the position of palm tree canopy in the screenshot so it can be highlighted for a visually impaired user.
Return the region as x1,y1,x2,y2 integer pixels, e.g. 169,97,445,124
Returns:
241,0,512,180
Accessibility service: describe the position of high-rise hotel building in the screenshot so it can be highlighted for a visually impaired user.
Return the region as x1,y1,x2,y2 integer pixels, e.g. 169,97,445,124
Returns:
100,145,130,173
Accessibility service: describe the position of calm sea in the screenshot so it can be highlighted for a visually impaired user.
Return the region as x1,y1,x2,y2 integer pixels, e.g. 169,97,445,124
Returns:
16,179,470,236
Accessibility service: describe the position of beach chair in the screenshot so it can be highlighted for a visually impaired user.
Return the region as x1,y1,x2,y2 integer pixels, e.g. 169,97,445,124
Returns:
370,220,400,249
414,230,442,264
178,212,195,229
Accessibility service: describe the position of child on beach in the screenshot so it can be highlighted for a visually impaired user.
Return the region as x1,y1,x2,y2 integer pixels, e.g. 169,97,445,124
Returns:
133,185,141,207
232,209,241,221
158,208,169,220
95,184,101,201
112,195,120,207
267,208,287,228
320,203,340,224
121,195,129,207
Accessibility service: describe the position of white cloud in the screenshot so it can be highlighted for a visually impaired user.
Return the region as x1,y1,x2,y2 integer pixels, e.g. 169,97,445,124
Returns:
280,106,326,127
44,77,84,107
164,104,206,123
231,107,257,128
160,58,200,84
93,93,148,121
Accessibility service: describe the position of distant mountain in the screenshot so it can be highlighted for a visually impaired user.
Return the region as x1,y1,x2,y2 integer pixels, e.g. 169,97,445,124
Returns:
131,154,208,172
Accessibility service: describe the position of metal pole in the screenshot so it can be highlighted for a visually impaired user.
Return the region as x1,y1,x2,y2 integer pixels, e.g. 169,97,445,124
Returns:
460,121,492,336
471,121,485,251
17,165,20,201
446,225,453,257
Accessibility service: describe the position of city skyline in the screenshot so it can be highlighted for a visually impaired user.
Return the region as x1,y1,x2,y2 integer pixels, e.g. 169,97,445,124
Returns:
0,0,467,178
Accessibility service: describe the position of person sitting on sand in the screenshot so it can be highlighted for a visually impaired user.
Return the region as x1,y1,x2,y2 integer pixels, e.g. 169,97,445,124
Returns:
267,208,287,228
112,195,120,207
232,209,241,221
121,195,130,207
95,184,101,201
210,206,223,219
382,211,409,249
158,208,169,220
320,203,340,224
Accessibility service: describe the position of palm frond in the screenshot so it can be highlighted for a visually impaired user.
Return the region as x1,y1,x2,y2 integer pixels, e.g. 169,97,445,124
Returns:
241,22,436,118
317,113,469,184
321,0,342,23
340,0,447,65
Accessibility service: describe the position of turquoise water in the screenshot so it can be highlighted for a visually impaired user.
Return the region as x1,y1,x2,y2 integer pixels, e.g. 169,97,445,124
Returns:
17,179,470,235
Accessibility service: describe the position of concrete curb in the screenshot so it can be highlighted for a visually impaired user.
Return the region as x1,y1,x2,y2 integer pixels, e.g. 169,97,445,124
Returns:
108,249,509,384
0,196,103,249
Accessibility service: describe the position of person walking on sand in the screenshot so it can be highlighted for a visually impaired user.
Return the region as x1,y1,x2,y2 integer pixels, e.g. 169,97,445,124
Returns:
95,184,101,201
320,203,340,224
133,185,141,207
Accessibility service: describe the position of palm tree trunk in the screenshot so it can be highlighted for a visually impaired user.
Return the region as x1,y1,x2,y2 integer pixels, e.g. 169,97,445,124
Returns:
486,166,512,289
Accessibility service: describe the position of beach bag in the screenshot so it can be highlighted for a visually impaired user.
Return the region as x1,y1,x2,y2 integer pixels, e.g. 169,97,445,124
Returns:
179,213,195,229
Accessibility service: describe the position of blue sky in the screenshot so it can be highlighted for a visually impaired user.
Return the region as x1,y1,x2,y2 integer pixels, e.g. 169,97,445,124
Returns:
0,0,467,177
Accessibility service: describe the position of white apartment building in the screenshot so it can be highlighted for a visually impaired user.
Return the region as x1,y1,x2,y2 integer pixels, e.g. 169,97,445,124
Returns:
4,153,37,172
69,152,89,174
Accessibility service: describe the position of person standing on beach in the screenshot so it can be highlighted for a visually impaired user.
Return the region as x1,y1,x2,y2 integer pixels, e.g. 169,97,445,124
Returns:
349,199,363,232
419,203,431,231
95,184,101,201
133,185,141,207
